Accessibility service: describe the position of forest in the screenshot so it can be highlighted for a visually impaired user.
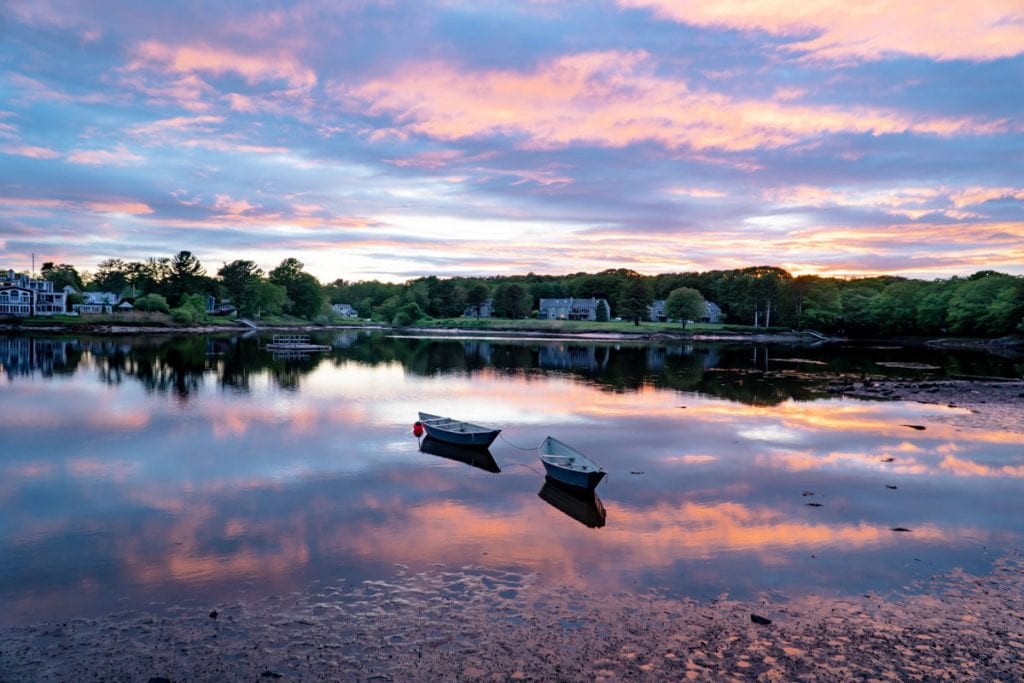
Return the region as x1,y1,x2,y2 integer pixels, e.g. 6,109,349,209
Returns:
23,254,1024,338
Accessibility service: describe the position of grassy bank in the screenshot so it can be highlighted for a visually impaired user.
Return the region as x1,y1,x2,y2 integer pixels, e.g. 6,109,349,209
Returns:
408,317,787,336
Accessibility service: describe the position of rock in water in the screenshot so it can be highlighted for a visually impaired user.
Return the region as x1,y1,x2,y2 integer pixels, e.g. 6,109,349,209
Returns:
891,527,912,532
750,614,772,625
209,610,218,620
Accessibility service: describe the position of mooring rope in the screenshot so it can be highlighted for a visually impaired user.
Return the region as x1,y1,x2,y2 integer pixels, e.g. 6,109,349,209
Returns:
499,433,541,451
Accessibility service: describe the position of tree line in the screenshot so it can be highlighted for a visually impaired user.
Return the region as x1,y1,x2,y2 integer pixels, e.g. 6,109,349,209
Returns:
29,256,1024,337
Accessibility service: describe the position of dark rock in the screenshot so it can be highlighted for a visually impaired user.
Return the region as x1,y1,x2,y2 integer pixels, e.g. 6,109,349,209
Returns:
261,672,284,679
885,484,898,490
805,503,823,507
148,678,172,683
801,491,815,496
209,610,218,620
881,457,895,463
891,527,912,532
900,424,926,431
750,614,772,625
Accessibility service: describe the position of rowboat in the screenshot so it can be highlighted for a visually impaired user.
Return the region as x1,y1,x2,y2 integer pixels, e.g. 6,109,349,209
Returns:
417,412,501,449
419,436,501,473
538,476,606,528
537,436,606,490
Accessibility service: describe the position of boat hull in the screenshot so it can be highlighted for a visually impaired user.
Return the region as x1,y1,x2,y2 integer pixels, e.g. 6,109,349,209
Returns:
540,461,606,490
418,413,501,449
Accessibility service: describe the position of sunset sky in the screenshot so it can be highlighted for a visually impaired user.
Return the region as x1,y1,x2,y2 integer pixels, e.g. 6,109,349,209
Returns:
2,1,1022,283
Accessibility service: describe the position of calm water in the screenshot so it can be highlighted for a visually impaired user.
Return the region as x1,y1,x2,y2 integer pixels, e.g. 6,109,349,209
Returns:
1,331,1022,625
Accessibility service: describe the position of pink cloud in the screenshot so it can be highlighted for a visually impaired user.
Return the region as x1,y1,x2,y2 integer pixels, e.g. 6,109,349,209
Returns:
86,201,154,215
343,51,1009,153
127,41,317,90
213,194,257,216
0,144,62,159
618,0,1024,61
129,115,224,137
66,146,144,166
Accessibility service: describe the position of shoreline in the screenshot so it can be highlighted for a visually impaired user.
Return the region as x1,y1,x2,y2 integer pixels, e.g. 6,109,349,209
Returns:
2,553,1021,681
5,319,1021,351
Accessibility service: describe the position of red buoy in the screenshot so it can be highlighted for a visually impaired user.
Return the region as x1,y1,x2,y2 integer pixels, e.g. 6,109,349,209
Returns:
412,421,424,437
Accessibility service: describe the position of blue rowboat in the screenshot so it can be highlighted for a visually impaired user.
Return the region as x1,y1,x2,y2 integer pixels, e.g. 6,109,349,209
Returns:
418,412,501,449
538,436,606,490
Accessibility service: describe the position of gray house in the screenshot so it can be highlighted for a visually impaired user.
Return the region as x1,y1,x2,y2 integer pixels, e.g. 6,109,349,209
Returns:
331,303,359,318
648,299,668,322
463,298,493,318
538,298,611,321
702,301,722,324
647,298,723,324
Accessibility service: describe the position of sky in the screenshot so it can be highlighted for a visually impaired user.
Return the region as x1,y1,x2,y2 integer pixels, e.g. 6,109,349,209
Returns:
1,0,1022,284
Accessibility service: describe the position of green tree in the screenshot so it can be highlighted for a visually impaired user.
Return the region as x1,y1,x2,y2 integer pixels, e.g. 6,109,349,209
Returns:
92,258,129,294
269,258,324,319
41,262,84,291
218,260,264,316
595,299,609,322
251,280,287,317
617,277,652,326
392,302,426,326
492,283,531,318
166,251,206,306
947,273,1023,336
133,293,170,313
665,287,705,328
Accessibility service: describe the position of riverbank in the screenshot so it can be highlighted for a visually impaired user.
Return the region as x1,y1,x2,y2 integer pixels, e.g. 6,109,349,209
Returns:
2,552,1021,681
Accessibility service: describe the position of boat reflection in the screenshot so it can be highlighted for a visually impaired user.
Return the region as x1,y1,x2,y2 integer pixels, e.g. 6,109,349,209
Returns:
418,436,501,473
538,476,607,528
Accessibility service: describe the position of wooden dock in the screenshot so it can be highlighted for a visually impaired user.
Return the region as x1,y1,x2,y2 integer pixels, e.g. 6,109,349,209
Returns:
264,334,330,352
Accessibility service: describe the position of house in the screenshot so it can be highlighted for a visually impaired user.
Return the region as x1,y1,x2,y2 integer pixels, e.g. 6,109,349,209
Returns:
538,298,611,321
463,298,493,318
648,300,668,322
331,303,359,318
647,298,723,324
0,269,67,316
74,291,119,315
702,301,722,324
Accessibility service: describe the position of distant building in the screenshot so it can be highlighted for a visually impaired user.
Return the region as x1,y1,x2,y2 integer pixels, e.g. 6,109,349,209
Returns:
463,298,493,318
331,303,359,318
647,298,723,324
0,270,67,316
648,299,667,322
538,298,611,321
702,301,722,324
74,291,119,315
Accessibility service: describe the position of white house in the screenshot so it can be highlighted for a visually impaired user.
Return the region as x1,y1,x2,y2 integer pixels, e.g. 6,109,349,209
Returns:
74,291,119,315
0,270,67,316
538,298,611,321
331,303,359,318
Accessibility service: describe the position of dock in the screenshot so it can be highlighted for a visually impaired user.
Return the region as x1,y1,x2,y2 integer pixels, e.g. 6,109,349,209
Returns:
264,334,330,352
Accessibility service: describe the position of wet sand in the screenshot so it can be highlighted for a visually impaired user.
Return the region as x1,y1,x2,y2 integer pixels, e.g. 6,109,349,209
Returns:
825,378,1024,434
2,553,1022,682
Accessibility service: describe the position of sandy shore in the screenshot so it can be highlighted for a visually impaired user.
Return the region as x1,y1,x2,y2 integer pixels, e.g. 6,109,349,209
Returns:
2,554,1022,682
824,378,1024,434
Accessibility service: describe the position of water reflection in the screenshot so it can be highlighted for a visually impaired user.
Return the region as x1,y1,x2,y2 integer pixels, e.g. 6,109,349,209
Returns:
0,331,1021,624
419,436,501,473
538,477,607,528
